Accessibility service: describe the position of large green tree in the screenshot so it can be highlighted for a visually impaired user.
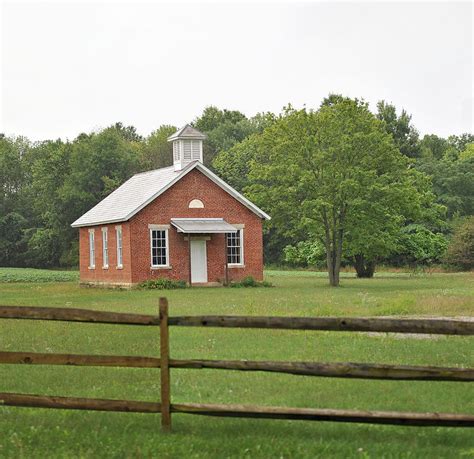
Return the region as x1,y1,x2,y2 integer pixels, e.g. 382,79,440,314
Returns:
61,127,139,218
25,140,66,266
212,134,260,192
247,100,428,286
34,127,140,266
417,152,474,218
0,136,29,215
376,101,420,158
193,106,261,166
0,136,32,266
447,133,474,153
419,134,456,160
139,125,176,170
212,112,276,192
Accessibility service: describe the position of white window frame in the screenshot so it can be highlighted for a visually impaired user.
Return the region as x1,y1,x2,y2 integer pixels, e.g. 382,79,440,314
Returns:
189,199,204,208
227,226,244,267
102,227,109,268
88,229,95,269
149,225,170,268
116,226,123,268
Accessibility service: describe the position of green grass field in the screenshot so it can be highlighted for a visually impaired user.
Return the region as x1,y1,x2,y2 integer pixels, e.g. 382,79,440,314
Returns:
0,269,473,458
0,267,79,283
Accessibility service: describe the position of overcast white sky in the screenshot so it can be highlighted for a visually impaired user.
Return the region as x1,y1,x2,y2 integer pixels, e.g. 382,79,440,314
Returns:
1,1,472,141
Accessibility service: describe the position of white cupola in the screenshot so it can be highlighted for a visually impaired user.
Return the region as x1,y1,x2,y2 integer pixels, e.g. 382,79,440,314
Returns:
167,124,206,171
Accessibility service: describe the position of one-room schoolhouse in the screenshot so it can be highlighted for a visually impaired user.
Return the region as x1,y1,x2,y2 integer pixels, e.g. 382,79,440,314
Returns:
71,125,270,287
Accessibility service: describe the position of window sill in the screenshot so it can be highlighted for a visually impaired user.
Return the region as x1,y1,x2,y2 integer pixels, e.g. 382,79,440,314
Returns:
151,265,172,270
228,264,245,269
102,266,109,270
116,266,123,270
88,266,95,270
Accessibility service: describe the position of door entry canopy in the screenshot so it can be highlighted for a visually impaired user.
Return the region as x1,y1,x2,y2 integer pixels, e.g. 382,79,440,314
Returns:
171,218,237,234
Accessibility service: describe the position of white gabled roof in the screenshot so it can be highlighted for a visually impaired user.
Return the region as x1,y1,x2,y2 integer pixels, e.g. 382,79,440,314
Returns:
71,161,270,228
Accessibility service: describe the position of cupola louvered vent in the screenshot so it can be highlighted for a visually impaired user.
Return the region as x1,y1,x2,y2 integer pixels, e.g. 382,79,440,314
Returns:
168,124,206,171
183,141,192,161
192,141,201,160
173,142,180,162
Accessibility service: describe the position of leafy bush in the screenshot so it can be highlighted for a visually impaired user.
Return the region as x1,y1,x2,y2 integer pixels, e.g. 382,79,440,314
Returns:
444,217,474,270
396,224,448,267
137,278,187,290
230,276,273,288
283,241,326,268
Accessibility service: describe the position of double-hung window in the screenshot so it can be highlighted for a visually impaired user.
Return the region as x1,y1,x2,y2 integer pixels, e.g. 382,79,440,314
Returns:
102,228,108,268
89,229,95,268
150,228,169,267
227,229,244,266
116,227,123,268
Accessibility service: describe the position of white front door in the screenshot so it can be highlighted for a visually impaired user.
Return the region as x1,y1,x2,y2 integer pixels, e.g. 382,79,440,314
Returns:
190,240,208,283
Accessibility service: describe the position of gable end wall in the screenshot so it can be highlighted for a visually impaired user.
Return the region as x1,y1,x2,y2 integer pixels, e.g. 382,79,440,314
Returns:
130,168,263,284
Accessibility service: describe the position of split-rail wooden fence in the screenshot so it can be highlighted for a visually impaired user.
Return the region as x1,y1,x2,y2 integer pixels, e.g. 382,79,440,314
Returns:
0,298,473,431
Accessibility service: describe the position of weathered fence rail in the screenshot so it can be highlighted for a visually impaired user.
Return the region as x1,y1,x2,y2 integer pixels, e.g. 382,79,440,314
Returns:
1,300,473,430
0,392,162,413
168,315,474,335
1,352,473,381
2,305,473,334
0,305,159,325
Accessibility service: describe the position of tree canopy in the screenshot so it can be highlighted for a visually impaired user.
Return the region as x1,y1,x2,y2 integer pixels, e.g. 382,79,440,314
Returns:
0,99,471,282
376,101,421,158
245,100,433,286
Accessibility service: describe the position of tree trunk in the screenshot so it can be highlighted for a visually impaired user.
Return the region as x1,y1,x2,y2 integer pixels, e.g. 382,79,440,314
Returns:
326,245,337,286
322,210,342,287
325,233,340,287
334,227,343,286
353,254,376,278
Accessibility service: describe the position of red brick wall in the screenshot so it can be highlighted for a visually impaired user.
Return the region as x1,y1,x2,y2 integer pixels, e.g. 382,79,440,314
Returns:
130,168,264,284
79,222,132,285
78,168,264,285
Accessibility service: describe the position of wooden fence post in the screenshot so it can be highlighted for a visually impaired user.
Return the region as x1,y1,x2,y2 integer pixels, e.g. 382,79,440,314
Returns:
159,297,171,431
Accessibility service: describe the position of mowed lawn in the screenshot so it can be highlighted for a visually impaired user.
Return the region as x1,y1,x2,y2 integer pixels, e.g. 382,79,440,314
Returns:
0,269,473,458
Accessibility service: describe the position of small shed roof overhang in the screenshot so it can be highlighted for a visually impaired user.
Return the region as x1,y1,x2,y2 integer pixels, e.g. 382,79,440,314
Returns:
171,218,238,234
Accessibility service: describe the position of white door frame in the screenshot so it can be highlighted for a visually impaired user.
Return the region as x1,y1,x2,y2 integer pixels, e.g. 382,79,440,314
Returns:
190,239,208,283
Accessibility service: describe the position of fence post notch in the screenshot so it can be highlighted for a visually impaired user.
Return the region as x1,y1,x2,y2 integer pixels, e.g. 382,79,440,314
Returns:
159,297,171,432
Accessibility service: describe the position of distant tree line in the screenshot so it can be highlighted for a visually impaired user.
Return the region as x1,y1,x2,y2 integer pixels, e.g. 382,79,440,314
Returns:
1,99,473,284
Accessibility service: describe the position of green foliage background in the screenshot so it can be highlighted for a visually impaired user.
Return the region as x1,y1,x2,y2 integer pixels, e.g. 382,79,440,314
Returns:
0,101,472,271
